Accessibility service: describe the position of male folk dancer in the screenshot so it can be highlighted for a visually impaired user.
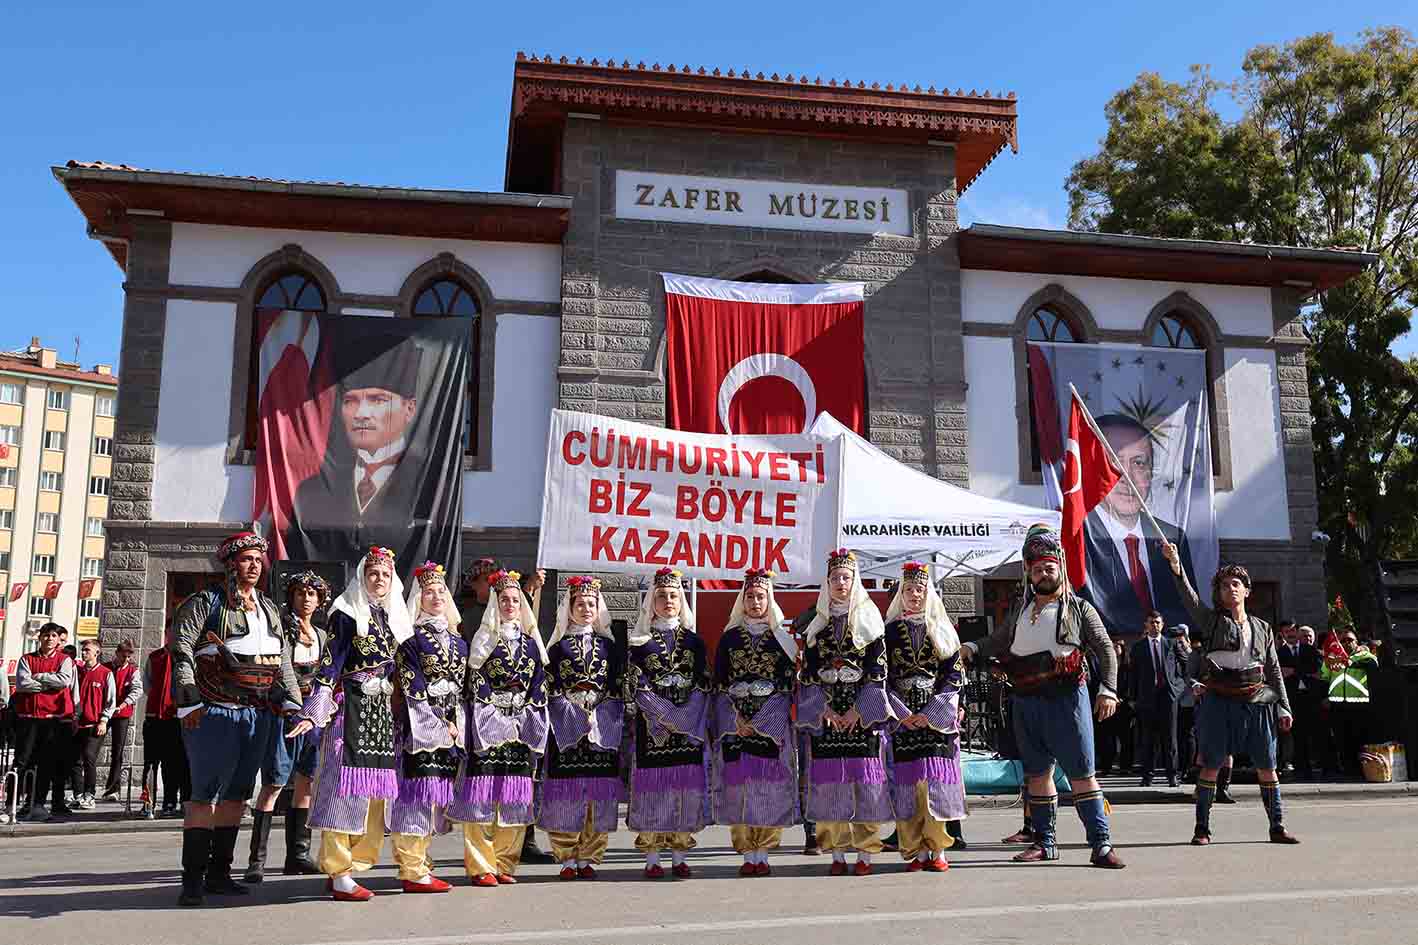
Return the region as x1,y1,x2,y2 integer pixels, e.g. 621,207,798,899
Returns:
962,526,1124,868
628,568,710,879
387,561,467,893
1160,543,1300,846
287,546,414,902
884,562,967,873
797,549,894,876
448,570,549,887
713,569,799,877
540,576,624,880
102,638,143,802
245,571,331,882
171,532,302,906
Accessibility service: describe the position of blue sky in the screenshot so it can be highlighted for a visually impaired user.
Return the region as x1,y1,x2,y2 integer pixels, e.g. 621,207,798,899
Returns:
2,1,1415,370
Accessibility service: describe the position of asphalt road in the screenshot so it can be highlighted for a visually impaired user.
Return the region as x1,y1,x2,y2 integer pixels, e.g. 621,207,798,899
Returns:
3,797,1416,945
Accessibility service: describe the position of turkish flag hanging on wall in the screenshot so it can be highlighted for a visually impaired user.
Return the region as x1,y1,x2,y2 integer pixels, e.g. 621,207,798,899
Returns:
44,581,62,600
78,579,97,599
663,273,867,436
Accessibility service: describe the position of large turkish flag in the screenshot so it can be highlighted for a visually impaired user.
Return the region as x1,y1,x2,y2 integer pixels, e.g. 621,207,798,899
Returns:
663,273,866,436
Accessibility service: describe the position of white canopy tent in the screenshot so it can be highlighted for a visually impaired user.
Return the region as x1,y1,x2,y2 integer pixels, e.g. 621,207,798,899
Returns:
810,413,1061,580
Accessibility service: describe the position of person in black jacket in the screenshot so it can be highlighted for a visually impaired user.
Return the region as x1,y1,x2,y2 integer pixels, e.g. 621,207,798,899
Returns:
1129,612,1187,787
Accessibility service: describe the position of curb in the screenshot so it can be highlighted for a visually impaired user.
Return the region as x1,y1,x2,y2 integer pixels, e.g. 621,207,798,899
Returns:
5,781,1413,838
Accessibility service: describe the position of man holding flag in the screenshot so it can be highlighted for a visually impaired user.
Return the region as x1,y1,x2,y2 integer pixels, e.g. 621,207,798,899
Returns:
961,389,1125,869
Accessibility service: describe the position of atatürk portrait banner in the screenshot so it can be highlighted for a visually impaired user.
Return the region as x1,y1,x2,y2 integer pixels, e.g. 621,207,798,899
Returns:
253,309,470,586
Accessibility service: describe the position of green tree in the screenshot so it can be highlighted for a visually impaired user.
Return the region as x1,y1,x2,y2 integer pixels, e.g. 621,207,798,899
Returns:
1066,28,1418,630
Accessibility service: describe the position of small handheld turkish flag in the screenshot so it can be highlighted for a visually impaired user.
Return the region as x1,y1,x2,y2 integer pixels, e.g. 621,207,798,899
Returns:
44,581,62,600
1322,629,1350,671
8,581,26,603
1061,387,1124,590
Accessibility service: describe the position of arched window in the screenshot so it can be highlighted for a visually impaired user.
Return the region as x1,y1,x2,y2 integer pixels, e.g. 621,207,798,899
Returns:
1151,313,1202,349
413,279,481,455
1025,306,1085,471
245,270,328,448
734,268,801,285
1027,306,1080,343
258,272,326,312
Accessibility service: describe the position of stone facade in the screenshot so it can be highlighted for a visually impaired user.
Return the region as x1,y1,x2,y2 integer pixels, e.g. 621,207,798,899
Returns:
556,119,973,614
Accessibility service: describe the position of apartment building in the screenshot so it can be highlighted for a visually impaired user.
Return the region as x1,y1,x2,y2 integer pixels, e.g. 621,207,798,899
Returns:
0,337,117,675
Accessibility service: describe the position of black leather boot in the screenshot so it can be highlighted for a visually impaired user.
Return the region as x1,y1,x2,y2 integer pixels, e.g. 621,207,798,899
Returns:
206,825,250,895
283,808,322,875
179,828,212,907
802,821,819,855
244,811,271,883
946,819,969,851
520,828,556,864
1216,766,1236,804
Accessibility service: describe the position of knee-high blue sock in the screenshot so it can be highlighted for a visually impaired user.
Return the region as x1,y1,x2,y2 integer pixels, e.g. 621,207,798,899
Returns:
1195,777,1217,835
1259,778,1284,830
1030,795,1058,852
1072,788,1111,852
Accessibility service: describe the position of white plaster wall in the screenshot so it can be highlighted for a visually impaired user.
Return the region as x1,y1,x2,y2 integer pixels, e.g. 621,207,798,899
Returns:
153,300,255,523
463,314,559,527
1213,348,1290,540
168,224,562,304
150,302,556,530
962,269,1275,338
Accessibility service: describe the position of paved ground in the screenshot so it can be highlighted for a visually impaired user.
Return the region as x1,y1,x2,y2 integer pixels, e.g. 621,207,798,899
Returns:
3,796,1416,945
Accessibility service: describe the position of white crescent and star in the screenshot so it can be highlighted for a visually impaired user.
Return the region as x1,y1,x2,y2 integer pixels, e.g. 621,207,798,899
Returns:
1061,437,1083,495
716,353,818,434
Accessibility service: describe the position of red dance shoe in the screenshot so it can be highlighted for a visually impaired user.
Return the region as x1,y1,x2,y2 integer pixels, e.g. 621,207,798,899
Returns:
644,864,665,879
739,862,757,877
559,866,578,881
852,860,873,877
828,861,848,876
754,862,771,877
472,873,499,888
577,865,597,880
907,858,926,872
332,882,374,902
496,873,518,885
402,876,451,893
672,862,692,879
925,855,949,873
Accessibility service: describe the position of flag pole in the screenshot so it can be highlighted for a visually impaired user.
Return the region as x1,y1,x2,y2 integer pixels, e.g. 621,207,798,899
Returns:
1067,383,1171,545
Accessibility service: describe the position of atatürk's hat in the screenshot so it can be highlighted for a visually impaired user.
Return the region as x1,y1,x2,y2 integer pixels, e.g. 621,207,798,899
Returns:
336,333,422,400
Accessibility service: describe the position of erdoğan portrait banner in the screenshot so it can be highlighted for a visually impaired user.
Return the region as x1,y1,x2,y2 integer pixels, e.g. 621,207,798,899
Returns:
538,410,843,581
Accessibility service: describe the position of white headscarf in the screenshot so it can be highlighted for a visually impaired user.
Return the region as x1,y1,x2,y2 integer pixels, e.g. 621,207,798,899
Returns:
548,583,613,648
727,577,796,661
884,566,960,659
629,578,697,648
406,576,463,632
467,578,547,671
804,560,885,650
330,551,414,644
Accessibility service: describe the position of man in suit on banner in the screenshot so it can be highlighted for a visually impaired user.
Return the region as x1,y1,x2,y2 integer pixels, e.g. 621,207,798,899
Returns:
286,332,456,583
1081,414,1198,636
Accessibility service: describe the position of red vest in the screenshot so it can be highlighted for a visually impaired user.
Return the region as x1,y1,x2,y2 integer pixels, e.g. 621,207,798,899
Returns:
76,662,112,726
145,648,177,720
14,651,75,719
108,661,139,719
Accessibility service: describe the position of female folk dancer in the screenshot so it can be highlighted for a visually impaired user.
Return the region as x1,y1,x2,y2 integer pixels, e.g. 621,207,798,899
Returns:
539,576,624,880
797,549,894,876
713,568,799,877
287,546,419,901
447,569,549,887
628,568,710,879
884,562,966,873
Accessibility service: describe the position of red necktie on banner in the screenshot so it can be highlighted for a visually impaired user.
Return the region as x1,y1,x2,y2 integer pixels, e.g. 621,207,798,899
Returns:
1125,535,1154,613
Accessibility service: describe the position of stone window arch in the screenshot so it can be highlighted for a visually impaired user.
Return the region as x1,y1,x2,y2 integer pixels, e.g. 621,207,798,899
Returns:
1143,291,1232,486
1014,284,1097,482
228,244,340,460
397,253,497,469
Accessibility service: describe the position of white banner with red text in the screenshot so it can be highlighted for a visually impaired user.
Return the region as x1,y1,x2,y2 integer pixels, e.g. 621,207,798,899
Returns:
538,410,842,581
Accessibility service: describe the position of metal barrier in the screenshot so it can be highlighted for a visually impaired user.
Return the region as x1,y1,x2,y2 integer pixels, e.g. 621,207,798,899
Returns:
119,763,136,815
4,768,36,825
